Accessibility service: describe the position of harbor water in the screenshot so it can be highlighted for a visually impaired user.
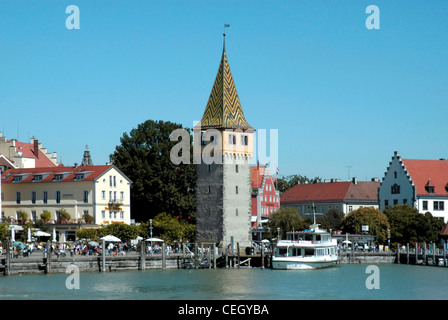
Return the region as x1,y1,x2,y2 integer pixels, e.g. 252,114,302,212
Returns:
1,264,448,300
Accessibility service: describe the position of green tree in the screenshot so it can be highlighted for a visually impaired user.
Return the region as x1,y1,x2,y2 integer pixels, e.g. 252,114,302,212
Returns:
98,223,139,242
16,210,28,223
267,207,309,239
110,120,196,223
58,209,71,222
276,174,321,194
75,228,99,241
383,205,445,244
143,212,195,243
341,207,390,244
317,208,344,231
40,211,51,222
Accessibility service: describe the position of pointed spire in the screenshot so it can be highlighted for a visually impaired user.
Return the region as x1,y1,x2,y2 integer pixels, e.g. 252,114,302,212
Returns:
197,34,253,131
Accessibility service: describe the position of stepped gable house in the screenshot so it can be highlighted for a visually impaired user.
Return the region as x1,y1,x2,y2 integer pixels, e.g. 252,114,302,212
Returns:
378,151,448,222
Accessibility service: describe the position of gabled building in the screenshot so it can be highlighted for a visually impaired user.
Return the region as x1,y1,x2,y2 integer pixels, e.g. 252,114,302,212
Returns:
378,151,448,222
251,165,280,227
1,164,132,241
0,133,60,171
281,178,380,218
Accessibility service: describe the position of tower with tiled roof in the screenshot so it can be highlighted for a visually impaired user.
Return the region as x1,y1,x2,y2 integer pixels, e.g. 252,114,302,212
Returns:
195,34,254,250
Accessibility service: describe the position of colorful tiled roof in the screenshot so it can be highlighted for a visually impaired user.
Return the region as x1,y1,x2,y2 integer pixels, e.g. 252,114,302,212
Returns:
14,141,59,168
401,159,448,197
197,40,253,130
281,181,380,203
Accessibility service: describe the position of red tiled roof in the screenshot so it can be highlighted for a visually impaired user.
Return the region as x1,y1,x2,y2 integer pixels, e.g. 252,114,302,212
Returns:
251,166,266,188
281,181,379,203
401,159,448,197
1,165,116,184
14,141,58,168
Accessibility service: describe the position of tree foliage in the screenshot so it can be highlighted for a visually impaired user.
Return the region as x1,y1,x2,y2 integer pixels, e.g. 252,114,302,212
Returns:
267,207,309,239
276,174,321,194
317,209,344,231
98,223,139,242
382,204,445,244
341,207,390,244
140,212,195,243
110,120,196,222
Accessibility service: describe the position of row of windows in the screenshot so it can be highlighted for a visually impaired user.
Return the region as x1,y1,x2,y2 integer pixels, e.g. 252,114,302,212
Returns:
101,190,125,202
9,191,89,205
101,210,125,220
1,209,91,222
384,199,445,211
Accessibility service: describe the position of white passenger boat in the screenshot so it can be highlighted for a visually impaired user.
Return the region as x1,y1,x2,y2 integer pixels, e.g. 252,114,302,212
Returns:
272,225,339,270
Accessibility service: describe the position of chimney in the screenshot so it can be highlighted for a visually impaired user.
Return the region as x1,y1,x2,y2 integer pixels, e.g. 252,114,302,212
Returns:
34,139,39,158
352,177,358,185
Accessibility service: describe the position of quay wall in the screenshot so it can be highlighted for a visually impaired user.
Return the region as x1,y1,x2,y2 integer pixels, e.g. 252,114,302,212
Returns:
339,252,396,264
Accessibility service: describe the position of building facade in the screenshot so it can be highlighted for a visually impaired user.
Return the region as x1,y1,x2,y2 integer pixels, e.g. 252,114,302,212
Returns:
195,36,254,249
251,166,280,227
1,165,132,230
281,178,380,218
378,151,448,222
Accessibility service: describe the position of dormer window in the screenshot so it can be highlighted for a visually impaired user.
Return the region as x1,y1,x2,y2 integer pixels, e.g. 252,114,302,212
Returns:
34,175,42,182
425,179,435,194
54,174,63,181
14,176,22,182
75,174,84,181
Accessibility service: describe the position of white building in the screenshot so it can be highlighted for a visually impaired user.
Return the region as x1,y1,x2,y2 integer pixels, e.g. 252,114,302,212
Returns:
378,151,448,222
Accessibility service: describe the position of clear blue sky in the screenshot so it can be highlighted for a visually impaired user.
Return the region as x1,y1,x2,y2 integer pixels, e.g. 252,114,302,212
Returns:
1,1,447,181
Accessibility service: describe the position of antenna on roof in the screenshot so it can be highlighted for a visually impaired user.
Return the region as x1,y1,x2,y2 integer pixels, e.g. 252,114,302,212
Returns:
345,165,352,181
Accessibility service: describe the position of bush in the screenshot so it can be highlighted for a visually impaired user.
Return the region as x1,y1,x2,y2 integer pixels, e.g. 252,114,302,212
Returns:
41,211,51,222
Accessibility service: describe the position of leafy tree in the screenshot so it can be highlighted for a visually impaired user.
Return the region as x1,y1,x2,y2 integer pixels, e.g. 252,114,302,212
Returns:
98,223,139,242
341,207,390,244
141,212,195,243
267,207,309,239
75,228,99,241
383,205,445,244
16,210,28,223
58,209,71,221
317,209,344,231
0,223,10,242
111,120,196,223
276,174,321,194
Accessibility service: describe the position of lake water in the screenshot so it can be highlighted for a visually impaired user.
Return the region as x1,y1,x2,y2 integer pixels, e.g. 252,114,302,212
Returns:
1,264,447,300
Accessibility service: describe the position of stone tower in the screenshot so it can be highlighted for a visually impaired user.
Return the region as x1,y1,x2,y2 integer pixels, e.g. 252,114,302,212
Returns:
195,35,255,250
81,145,93,166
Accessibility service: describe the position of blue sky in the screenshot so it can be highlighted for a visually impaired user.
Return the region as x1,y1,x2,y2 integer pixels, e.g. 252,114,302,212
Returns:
1,1,447,181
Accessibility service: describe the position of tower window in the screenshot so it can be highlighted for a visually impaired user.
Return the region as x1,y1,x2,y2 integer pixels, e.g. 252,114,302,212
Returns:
241,135,248,146
228,134,236,145
236,186,238,194
391,184,400,194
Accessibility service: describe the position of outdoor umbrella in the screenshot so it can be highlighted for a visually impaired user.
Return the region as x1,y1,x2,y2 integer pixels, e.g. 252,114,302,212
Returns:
101,235,121,242
34,231,51,237
13,241,25,249
145,238,164,242
88,241,99,247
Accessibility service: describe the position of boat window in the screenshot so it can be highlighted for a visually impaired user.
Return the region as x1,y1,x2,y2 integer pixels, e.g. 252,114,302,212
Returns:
304,249,314,257
277,248,287,256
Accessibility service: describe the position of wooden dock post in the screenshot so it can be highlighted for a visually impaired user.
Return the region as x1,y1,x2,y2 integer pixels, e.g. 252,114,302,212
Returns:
102,238,106,272
46,240,51,274
423,242,427,265
213,243,217,269
139,240,145,271
397,243,400,264
195,244,199,269
225,248,229,268
443,245,447,267
261,244,265,269
162,243,166,270
5,239,11,276
415,243,418,265
237,243,240,268
406,243,410,264
432,243,436,266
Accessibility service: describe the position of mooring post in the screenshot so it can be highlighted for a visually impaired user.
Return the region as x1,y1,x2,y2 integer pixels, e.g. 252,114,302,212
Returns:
225,248,229,268
237,243,240,268
213,243,217,269
415,243,418,265
432,243,436,266
397,243,400,264
140,240,145,271
443,244,447,267
194,244,199,269
102,238,106,272
46,240,51,274
423,242,427,265
162,243,166,270
406,243,410,264
261,243,265,269
5,239,11,276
